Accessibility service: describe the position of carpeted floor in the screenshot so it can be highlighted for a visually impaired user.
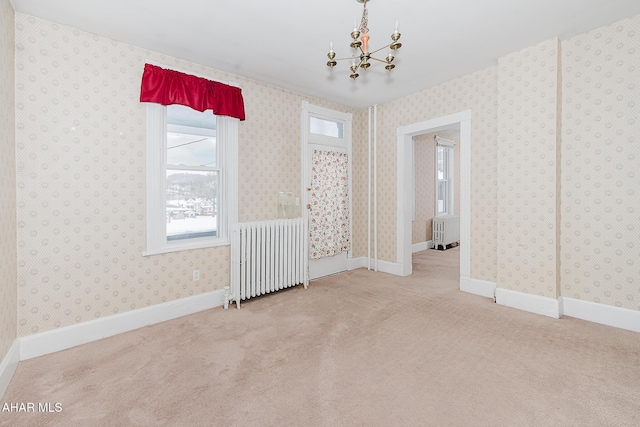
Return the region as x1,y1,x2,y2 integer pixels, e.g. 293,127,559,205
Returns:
2,246,640,426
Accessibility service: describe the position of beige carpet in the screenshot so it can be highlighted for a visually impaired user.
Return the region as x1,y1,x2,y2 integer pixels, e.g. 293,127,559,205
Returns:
2,247,640,426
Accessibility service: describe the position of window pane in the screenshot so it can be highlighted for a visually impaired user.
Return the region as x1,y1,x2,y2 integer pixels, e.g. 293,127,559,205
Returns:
437,147,445,180
310,117,344,138
167,104,216,130
167,133,216,167
437,181,448,214
166,170,219,240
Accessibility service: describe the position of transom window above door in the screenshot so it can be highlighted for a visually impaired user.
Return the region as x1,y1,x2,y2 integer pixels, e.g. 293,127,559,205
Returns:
310,116,344,139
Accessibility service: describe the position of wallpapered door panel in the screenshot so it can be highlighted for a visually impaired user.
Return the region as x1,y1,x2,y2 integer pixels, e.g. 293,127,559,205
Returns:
309,150,350,259
0,0,17,359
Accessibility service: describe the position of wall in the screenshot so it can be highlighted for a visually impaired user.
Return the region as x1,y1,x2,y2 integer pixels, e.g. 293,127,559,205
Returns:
372,68,499,282
9,11,640,340
351,109,368,258
560,15,640,310
13,13,358,336
412,133,460,245
412,133,435,244
492,15,640,309
496,39,562,298
0,0,16,360
370,13,639,310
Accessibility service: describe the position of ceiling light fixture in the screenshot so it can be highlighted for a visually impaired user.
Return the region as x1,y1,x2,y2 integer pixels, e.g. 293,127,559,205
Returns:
326,0,402,79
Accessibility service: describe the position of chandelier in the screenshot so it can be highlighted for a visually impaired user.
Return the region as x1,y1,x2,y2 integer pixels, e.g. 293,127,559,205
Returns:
326,0,402,79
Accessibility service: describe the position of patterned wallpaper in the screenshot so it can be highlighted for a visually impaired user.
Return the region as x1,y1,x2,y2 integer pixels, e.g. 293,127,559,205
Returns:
560,15,640,310
9,11,640,339
0,0,17,360
413,133,435,244
13,13,356,336
496,39,561,299
351,109,368,258
412,133,460,244
370,68,499,282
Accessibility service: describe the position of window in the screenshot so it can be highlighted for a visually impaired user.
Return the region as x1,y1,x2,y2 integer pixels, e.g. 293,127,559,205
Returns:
435,137,454,216
310,116,344,139
145,104,238,255
166,105,219,241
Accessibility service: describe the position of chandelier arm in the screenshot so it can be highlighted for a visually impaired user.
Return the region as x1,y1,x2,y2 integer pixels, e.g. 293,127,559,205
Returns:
368,43,393,55
334,55,362,62
369,56,392,64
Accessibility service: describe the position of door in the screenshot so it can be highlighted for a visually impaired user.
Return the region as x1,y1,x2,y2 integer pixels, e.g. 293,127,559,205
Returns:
301,102,352,280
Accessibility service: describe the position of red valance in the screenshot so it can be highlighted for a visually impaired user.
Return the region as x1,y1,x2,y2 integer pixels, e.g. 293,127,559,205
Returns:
140,63,246,121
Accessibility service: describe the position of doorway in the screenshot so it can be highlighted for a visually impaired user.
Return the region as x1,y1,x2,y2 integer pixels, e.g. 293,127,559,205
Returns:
412,132,460,254
396,110,471,288
301,101,353,280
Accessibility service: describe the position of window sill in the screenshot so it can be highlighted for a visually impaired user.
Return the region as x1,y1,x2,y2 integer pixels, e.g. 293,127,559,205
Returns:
143,239,230,256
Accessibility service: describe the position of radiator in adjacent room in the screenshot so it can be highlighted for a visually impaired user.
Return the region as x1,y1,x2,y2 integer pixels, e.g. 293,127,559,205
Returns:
229,218,308,308
432,215,460,250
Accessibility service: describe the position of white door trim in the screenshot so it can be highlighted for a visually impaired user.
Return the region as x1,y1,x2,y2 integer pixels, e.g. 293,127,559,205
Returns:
396,110,471,281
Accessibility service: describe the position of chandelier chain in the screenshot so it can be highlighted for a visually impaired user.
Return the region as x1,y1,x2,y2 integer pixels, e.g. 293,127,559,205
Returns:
359,1,369,32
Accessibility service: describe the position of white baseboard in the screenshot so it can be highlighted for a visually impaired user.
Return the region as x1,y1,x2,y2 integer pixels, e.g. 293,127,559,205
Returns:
0,340,20,400
495,288,561,319
412,241,433,253
347,257,368,270
460,276,497,299
495,290,639,332
20,289,226,361
561,297,640,333
346,257,403,276
376,260,404,276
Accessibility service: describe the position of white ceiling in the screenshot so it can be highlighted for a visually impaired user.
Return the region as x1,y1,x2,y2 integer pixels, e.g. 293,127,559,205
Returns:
10,0,640,109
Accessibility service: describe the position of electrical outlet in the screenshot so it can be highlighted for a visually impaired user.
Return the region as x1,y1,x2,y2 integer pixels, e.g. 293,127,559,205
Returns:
192,270,200,281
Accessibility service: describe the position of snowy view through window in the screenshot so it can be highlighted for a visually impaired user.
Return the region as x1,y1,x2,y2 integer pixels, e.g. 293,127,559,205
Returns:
166,170,218,240
166,105,219,241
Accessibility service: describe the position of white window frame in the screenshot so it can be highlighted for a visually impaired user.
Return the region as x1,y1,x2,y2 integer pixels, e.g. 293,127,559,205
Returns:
435,136,455,217
144,103,238,255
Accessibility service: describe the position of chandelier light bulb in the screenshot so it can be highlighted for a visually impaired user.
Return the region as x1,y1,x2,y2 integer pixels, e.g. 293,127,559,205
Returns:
327,41,337,67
